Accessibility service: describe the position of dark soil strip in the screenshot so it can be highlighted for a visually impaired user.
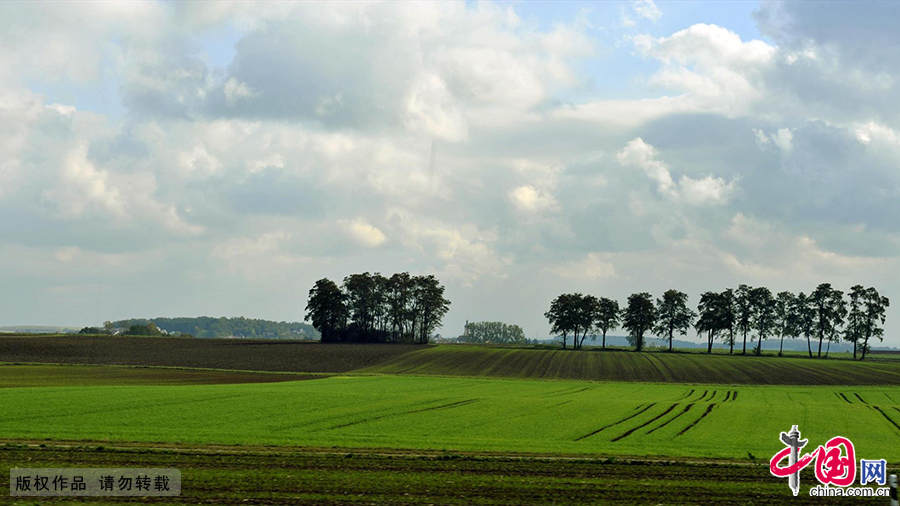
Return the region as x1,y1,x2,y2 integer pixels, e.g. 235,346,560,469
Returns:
612,404,679,442
872,406,900,432
677,404,717,436
574,403,657,441
835,392,849,403
723,391,731,402
554,400,574,407
675,389,695,401
854,393,868,405
839,393,853,404
707,390,718,402
330,399,478,430
697,390,709,402
646,404,694,435
675,388,695,401
731,391,738,402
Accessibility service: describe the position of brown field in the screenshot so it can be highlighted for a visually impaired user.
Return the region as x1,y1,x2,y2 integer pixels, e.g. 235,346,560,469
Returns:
0,364,321,387
0,335,421,373
0,442,880,505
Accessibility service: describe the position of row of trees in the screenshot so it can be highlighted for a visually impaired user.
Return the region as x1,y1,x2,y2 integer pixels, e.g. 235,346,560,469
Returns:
546,284,889,359
460,321,526,344
305,272,451,344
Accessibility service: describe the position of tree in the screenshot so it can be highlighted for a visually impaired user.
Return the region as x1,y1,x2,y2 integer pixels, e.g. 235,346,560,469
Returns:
463,321,525,344
844,285,866,360
575,295,600,349
546,294,574,349
793,292,816,358
414,274,451,344
696,291,723,354
773,291,796,357
811,283,840,358
751,287,776,356
622,292,656,352
859,287,890,360
544,293,595,350
735,284,754,354
653,289,695,352
305,278,347,342
593,297,621,349
824,289,846,358
720,288,737,353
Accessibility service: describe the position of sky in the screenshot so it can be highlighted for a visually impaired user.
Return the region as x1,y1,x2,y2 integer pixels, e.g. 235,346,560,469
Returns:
1,1,898,344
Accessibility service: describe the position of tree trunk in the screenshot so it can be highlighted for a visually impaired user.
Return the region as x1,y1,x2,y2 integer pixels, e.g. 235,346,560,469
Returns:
779,334,784,357
817,332,823,358
729,331,734,354
669,329,674,352
707,330,713,354
806,334,812,358
853,340,858,360
742,330,747,355
756,335,763,356
602,330,606,349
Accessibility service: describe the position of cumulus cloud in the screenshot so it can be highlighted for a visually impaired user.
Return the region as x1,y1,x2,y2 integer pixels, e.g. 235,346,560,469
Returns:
617,138,736,206
1,1,899,341
549,253,617,280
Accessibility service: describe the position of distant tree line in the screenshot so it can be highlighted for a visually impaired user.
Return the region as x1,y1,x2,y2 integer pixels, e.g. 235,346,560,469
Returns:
306,272,451,344
460,321,526,344
104,317,317,339
546,283,889,360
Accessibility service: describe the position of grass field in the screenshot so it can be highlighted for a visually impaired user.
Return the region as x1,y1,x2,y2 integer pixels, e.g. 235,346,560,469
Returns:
3,340,899,504
2,374,900,462
363,345,900,385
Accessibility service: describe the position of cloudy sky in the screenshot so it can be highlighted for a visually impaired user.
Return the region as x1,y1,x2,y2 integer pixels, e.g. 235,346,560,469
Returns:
1,1,898,343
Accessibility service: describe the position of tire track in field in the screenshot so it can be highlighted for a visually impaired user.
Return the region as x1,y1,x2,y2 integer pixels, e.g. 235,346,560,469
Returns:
646,404,694,435
675,388,695,401
574,403,657,441
854,393,868,405
707,390,719,402
611,404,679,442
328,399,478,430
872,406,900,433
731,391,738,402
838,393,853,404
677,404,717,436
724,391,731,402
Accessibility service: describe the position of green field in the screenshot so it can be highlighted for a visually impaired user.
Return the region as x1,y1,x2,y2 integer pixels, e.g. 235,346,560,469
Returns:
3,340,898,504
2,374,899,462
363,345,900,385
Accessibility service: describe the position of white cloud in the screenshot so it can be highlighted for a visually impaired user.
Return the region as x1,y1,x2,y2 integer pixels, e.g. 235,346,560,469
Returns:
342,219,387,248
549,253,617,280
509,185,560,214
632,0,662,22
223,77,256,106
617,138,735,206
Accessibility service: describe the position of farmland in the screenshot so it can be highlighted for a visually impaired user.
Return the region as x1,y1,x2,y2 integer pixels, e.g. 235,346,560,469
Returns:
2,340,899,504
0,335,419,373
0,442,872,505
363,345,900,385
0,364,320,387
6,336,900,385
2,374,900,461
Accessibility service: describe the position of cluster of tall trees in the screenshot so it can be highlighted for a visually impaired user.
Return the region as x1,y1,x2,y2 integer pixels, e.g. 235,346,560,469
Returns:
460,321,526,344
546,284,889,359
305,272,451,344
